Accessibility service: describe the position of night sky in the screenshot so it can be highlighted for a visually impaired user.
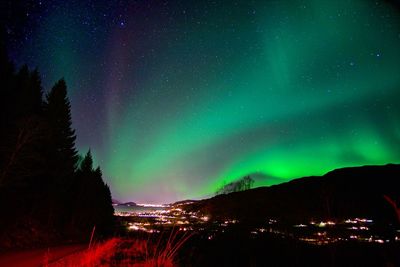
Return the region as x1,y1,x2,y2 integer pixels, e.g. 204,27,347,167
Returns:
3,0,400,203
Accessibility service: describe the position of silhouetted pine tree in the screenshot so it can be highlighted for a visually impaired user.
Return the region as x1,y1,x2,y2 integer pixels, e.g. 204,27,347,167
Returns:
13,65,30,116
71,150,114,238
45,79,78,176
80,149,94,172
28,69,44,115
0,27,15,125
94,166,115,236
0,28,15,184
68,150,93,235
43,79,79,231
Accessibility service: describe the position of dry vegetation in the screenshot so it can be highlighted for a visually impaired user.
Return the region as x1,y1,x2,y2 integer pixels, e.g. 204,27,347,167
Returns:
46,230,192,267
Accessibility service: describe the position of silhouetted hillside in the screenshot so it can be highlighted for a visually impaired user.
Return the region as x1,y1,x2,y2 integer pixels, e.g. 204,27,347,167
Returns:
185,164,400,224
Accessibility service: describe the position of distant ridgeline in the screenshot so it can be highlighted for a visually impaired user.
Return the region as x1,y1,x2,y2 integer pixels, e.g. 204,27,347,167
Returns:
0,33,114,248
187,164,400,224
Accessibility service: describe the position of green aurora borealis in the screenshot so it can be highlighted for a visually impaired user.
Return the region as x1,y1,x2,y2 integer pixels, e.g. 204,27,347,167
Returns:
11,0,400,203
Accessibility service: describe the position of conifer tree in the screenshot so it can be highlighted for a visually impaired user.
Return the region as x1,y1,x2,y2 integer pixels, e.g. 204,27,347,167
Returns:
44,79,78,231
71,150,114,237
14,65,30,117
45,79,78,177
0,28,15,122
28,69,44,115
94,166,115,236
80,149,93,173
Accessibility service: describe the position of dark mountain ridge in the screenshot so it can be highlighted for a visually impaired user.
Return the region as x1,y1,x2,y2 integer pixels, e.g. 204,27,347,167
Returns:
185,164,400,224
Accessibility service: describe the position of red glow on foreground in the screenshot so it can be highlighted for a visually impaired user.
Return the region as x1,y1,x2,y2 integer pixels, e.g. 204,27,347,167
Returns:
45,238,119,266
44,230,192,266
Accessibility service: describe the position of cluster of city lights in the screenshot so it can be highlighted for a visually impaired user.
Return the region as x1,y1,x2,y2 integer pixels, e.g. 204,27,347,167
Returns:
116,206,400,246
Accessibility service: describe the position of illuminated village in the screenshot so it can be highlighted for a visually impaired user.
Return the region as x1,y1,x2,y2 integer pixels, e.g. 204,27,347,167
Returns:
115,204,400,246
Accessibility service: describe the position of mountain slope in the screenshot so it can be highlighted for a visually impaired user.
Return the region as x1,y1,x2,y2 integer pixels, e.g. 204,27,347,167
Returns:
185,164,400,223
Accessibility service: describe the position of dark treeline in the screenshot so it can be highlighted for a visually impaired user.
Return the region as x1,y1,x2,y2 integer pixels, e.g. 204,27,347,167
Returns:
215,175,254,195
0,31,114,248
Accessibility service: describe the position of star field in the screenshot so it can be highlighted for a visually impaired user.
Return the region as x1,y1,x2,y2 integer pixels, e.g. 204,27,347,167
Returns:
3,0,400,203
